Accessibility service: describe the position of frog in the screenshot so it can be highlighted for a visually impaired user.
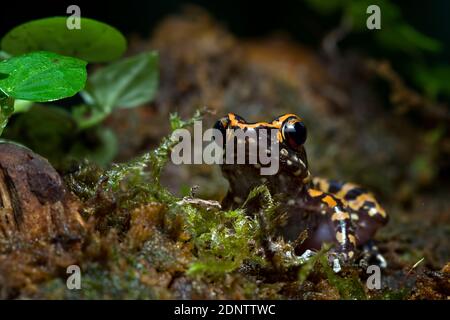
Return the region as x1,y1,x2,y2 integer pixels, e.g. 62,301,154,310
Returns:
213,112,388,266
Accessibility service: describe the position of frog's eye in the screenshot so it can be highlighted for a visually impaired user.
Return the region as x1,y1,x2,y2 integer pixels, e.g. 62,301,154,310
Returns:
282,119,307,149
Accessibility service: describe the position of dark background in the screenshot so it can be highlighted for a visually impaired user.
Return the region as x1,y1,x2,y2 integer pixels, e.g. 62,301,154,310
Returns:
1,0,449,62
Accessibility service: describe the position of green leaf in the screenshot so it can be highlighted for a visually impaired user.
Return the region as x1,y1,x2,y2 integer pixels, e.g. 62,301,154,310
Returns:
375,23,441,54
0,94,14,135
0,51,87,102
85,51,158,109
72,104,110,129
1,17,126,63
76,52,158,128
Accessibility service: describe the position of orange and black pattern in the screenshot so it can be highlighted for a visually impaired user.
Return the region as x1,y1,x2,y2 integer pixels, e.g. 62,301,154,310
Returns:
312,177,387,224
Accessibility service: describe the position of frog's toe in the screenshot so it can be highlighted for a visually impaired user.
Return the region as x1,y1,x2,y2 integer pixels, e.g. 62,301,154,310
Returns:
332,257,342,273
298,249,316,262
325,249,354,273
297,248,344,273
359,241,388,269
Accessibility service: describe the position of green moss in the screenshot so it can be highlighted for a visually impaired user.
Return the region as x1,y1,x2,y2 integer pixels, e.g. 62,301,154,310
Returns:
100,110,204,203
39,263,158,300
183,184,268,277
185,205,261,276
298,244,331,284
297,244,368,300
184,183,314,277
379,288,411,300
139,229,190,272
243,184,279,234
319,254,367,300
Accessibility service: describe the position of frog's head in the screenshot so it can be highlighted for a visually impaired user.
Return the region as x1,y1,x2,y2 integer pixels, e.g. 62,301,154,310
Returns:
214,113,311,200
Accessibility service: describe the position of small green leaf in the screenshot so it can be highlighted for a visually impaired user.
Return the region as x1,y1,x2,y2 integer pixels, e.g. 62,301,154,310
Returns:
0,51,87,102
0,95,14,135
72,104,109,129
1,17,126,63
85,51,158,110
77,52,158,128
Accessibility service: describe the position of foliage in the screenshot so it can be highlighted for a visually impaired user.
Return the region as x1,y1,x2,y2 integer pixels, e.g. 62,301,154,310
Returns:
0,17,158,166
0,95,14,134
75,52,159,128
305,0,441,53
0,51,87,102
0,51,87,134
305,0,449,100
1,17,126,63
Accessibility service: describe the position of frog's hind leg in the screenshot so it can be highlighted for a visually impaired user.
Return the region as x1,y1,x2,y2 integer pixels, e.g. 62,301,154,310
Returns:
312,177,388,246
294,188,357,262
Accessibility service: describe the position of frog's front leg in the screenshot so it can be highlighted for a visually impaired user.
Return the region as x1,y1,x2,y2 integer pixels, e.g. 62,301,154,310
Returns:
289,188,357,262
